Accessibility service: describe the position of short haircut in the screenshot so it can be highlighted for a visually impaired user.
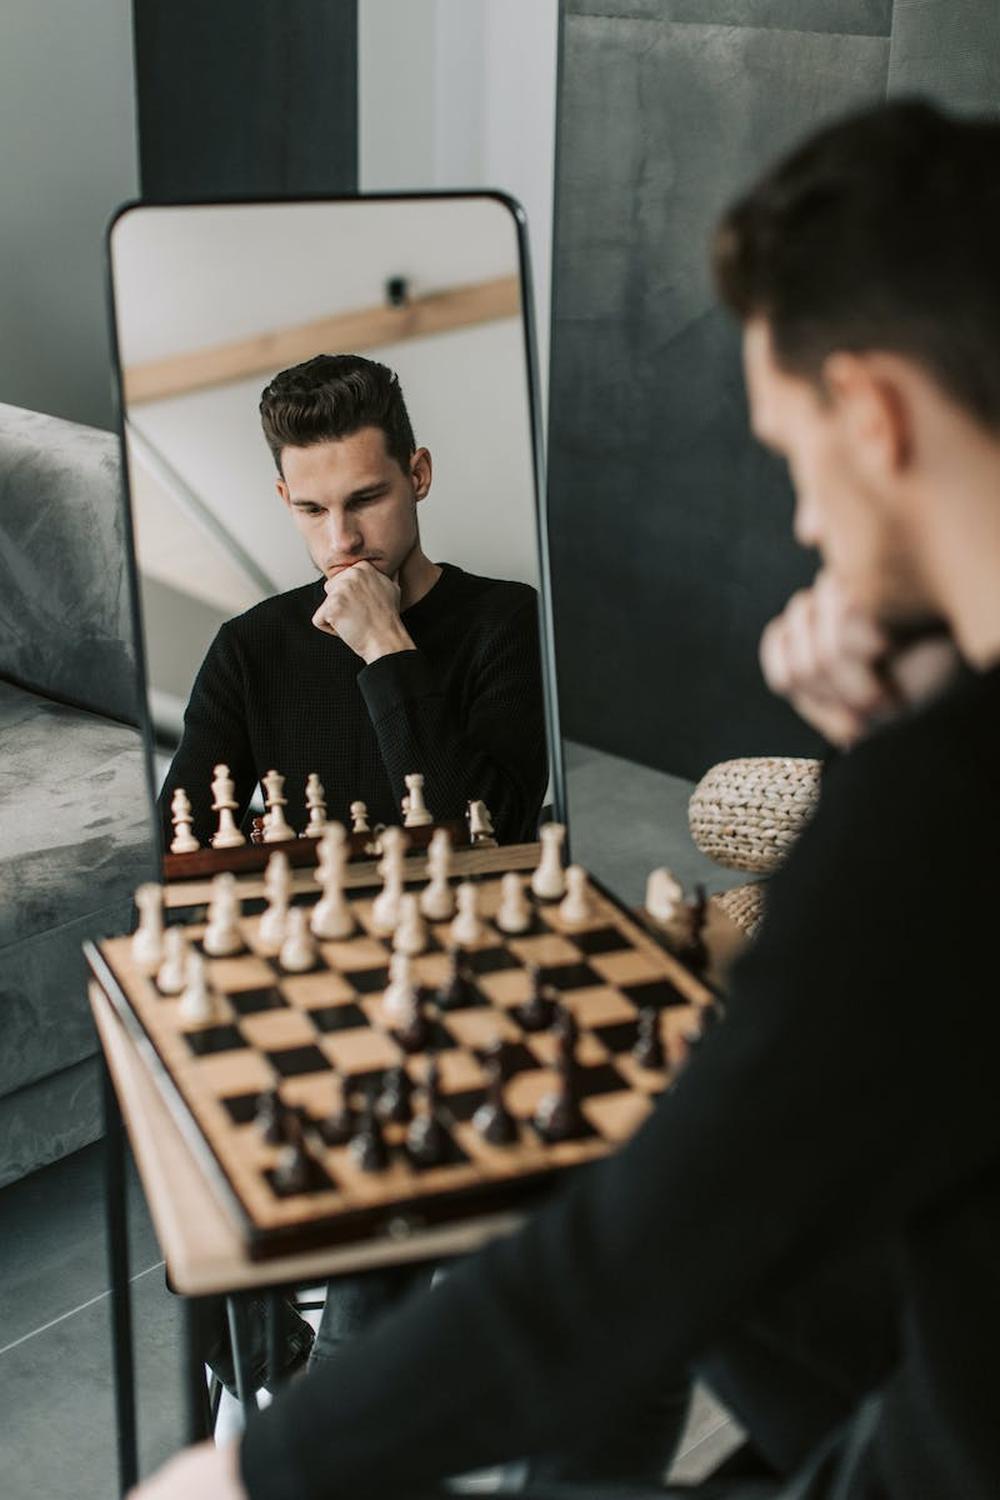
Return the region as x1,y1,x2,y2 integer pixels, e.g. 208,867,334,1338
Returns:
713,99,1000,431
259,354,416,474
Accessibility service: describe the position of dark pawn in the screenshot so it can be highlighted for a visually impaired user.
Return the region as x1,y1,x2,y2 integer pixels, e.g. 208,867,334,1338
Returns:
473,1040,517,1146
396,996,431,1053
533,1059,586,1143
552,1003,579,1060
255,1087,290,1146
273,1140,313,1194
682,883,709,974
406,1059,448,1166
318,1087,354,1146
633,1006,665,1070
378,1065,414,1124
350,1090,389,1172
518,965,556,1032
436,946,474,1011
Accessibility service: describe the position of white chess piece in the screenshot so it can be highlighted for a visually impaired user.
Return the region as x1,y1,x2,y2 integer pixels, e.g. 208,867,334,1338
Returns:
382,951,419,1025
156,925,188,994
467,800,496,844
317,821,347,874
310,841,355,940
203,873,245,956
496,871,532,935
280,908,317,972
645,867,684,924
420,828,455,920
132,883,164,969
531,823,566,901
393,893,428,956
302,773,327,837
370,826,406,935
259,852,292,947
169,789,199,854
262,770,295,842
449,882,483,947
350,800,370,834
559,865,593,925
402,772,433,827
210,764,246,849
179,950,217,1025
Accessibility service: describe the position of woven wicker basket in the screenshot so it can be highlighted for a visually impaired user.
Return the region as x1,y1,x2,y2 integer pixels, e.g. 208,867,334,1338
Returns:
710,882,766,940
688,756,821,876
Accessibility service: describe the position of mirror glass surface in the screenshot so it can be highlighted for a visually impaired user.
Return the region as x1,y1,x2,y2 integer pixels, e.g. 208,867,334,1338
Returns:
109,195,554,865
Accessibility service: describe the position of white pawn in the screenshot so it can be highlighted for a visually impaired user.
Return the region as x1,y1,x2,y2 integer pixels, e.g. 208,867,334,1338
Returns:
370,827,406,935
350,800,370,834
311,845,355,940
393,893,428,956
280,908,317,972
317,821,347,874
496,871,532,935
559,865,594,925
467,800,496,845
156,925,188,995
302,773,327,837
179,950,217,1025
382,951,419,1026
132,883,164,970
210,764,246,849
262,770,295,843
449,882,483,947
259,852,291,948
203,873,245,957
402,772,433,827
169,789,199,854
420,828,455,921
531,822,567,901
645,867,684,924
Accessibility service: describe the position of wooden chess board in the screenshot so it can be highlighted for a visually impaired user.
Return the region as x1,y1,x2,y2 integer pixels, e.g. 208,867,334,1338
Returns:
85,864,714,1261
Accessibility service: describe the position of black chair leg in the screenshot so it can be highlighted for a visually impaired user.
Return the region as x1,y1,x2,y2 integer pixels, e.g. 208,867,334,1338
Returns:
226,1295,252,1414
103,1059,138,1496
182,1297,214,1444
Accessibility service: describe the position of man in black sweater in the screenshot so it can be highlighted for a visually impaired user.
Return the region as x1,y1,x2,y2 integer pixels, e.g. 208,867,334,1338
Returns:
161,353,548,847
133,102,1000,1500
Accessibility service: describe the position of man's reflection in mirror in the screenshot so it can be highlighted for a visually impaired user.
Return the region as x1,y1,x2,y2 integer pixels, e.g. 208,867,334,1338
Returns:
159,354,547,846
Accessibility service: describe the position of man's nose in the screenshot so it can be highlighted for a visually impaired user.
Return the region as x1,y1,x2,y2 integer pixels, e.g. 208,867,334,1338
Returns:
327,513,364,554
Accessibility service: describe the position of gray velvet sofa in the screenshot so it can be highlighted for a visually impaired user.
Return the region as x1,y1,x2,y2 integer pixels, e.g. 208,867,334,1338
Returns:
0,402,156,1186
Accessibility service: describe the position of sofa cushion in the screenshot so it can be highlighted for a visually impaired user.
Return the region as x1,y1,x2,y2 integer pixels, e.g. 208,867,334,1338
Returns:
0,1056,102,1190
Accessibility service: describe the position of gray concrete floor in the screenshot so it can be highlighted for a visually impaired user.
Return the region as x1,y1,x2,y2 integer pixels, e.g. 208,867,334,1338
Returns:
0,742,745,1497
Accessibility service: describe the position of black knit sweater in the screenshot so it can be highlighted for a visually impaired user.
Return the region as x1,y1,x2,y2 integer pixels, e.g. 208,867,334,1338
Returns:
160,564,548,847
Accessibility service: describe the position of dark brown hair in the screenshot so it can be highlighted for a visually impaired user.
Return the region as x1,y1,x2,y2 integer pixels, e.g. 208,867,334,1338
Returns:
713,99,1000,430
259,354,416,474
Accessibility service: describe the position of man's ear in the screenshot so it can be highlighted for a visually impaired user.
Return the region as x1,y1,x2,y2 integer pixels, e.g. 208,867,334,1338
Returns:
823,351,911,478
276,477,291,511
411,448,432,502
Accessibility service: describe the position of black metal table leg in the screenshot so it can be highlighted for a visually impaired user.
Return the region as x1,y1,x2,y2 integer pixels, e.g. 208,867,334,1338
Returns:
266,1291,282,1391
182,1297,214,1444
103,1057,138,1496
226,1295,252,1414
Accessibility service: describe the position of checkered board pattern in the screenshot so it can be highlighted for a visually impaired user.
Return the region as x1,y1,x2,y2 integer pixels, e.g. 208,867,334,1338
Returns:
92,871,713,1260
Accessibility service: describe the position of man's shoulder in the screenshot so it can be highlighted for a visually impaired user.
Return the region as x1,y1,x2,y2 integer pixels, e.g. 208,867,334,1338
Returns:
223,579,323,638
438,564,538,622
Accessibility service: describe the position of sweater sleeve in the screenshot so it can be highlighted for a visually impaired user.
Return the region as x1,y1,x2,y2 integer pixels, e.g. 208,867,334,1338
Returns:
356,596,548,843
157,623,257,847
239,711,1000,1500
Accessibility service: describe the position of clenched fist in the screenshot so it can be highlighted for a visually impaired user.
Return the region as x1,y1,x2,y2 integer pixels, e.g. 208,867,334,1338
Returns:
126,1440,245,1500
760,571,960,748
311,559,415,664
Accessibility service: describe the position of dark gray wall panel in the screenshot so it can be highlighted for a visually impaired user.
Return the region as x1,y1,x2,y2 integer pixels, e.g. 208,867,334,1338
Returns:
888,0,1000,113
549,9,890,777
572,1,892,36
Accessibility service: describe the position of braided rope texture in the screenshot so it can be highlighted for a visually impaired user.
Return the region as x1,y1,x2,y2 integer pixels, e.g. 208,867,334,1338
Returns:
689,756,822,875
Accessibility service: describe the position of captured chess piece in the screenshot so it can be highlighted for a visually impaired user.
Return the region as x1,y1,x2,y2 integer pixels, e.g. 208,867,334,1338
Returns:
420,828,455,920
279,907,318,972
350,800,370,834
632,1005,665,1071
531,822,566,900
402,772,433,827
350,1089,389,1173
377,1064,414,1124
466,799,496,846
517,964,556,1032
132,882,165,970
203,872,245,957
449,882,483,947
262,769,295,843
473,1038,518,1145
406,1060,449,1166
156,925,188,995
495,871,532,935
302,772,328,837
435,945,474,1011
558,865,594,926
169,788,200,854
210,764,246,849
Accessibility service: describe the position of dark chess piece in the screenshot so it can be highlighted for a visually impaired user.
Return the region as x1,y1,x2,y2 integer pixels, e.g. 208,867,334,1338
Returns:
255,1087,291,1145
406,1059,449,1166
682,883,709,974
250,815,267,846
518,964,556,1032
436,946,474,1011
377,1064,414,1124
350,1089,389,1172
318,1085,354,1146
533,1053,586,1143
632,1006,665,1070
473,1039,518,1146
396,994,431,1053
273,1139,313,1193
552,1003,579,1058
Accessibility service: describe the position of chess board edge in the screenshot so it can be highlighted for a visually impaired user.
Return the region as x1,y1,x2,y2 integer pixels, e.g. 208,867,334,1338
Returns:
163,819,471,882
